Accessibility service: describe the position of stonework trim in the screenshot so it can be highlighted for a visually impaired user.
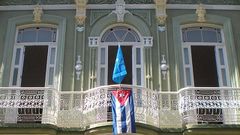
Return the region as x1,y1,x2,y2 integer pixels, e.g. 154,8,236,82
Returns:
1,4,240,11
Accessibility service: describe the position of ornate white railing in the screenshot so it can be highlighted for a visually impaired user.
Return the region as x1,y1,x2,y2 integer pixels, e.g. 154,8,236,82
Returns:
0,86,240,129
179,87,240,125
57,85,180,128
0,87,58,124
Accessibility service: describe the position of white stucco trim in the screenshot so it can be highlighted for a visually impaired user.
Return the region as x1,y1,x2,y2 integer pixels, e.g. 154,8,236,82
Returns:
1,4,240,11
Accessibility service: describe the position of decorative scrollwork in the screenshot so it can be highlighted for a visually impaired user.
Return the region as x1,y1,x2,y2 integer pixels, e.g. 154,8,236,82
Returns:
179,88,240,124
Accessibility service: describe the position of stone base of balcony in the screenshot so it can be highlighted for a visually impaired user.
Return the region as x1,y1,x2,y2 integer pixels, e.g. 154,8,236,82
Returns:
0,123,183,135
184,124,240,135
0,123,59,135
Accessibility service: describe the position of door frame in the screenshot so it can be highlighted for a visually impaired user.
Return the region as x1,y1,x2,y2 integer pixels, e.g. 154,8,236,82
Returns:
9,25,58,88
180,26,230,87
97,44,144,86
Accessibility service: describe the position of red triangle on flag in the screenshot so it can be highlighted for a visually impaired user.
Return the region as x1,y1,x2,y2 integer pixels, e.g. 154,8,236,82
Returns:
112,90,131,106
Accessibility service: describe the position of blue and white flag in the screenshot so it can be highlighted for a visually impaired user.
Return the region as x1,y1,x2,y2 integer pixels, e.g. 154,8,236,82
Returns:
112,45,127,84
111,90,136,135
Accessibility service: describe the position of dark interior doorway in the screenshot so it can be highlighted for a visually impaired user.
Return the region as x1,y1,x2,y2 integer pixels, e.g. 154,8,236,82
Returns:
191,46,219,87
108,46,132,85
21,46,48,87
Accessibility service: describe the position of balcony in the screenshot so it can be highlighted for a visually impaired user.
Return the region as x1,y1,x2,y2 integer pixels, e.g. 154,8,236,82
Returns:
0,85,239,130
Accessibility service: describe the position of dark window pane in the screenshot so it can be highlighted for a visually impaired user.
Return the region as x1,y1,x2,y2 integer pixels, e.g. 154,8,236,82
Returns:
38,29,53,42
124,33,136,42
114,29,127,41
202,30,217,42
187,30,201,42
22,29,36,42
105,32,118,42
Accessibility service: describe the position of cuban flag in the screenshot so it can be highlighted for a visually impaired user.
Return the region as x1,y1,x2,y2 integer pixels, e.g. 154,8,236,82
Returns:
112,45,127,84
111,90,136,134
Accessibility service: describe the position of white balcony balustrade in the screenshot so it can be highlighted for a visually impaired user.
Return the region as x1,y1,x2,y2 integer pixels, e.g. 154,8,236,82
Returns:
57,85,181,128
179,87,240,125
0,86,240,129
0,87,58,124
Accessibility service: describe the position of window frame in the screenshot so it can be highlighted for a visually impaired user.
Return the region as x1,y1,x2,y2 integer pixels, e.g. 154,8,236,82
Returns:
97,26,144,87
180,25,230,87
9,24,58,88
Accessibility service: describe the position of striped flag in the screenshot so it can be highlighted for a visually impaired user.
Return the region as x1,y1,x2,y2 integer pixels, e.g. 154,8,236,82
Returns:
111,89,136,134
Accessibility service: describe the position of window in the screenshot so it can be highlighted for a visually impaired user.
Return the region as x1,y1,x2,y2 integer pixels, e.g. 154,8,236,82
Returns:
182,27,222,43
17,27,57,43
101,26,140,42
98,26,144,86
181,26,229,87
10,26,57,87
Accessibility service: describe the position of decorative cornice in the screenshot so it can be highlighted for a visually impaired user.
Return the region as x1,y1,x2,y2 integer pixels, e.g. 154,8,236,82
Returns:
2,0,240,5
1,4,240,11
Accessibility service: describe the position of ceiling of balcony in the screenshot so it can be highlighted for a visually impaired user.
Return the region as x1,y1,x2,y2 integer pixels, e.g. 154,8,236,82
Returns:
1,0,240,5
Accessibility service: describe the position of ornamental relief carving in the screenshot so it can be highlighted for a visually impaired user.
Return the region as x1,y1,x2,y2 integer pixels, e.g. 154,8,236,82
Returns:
33,4,43,23
2,0,240,5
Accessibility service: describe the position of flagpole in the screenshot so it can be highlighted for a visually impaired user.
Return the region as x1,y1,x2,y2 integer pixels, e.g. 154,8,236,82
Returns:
118,42,121,89
119,41,121,89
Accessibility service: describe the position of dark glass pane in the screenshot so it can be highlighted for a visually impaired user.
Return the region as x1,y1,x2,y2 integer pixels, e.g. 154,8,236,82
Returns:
186,30,201,42
12,68,18,86
100,68,105,85
182,30,187,42
184,48,189,64
217,29,222,43
105,32,118,42
202,30,217,42
22,29,36,42
100,48,105,64
17,31,22,43
114,29,127,41
136,48,141,64
15,48,21,65
136,68,141,85
38,28,53,42
124,33,136,42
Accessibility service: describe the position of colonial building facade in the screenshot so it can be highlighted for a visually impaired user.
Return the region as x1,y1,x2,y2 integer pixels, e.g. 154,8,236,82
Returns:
0,0,240,135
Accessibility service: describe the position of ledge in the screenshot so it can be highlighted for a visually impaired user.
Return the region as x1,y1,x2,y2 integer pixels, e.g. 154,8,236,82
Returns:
0,123,183,134
184,124,240,135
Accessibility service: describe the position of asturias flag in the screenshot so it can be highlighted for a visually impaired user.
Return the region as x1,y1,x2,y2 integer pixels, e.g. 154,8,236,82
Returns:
112,45,127,84
111,90,136,135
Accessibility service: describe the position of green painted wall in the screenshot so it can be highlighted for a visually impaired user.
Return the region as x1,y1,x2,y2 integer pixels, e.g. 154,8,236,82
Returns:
0,8,240,90
167,9,240,90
